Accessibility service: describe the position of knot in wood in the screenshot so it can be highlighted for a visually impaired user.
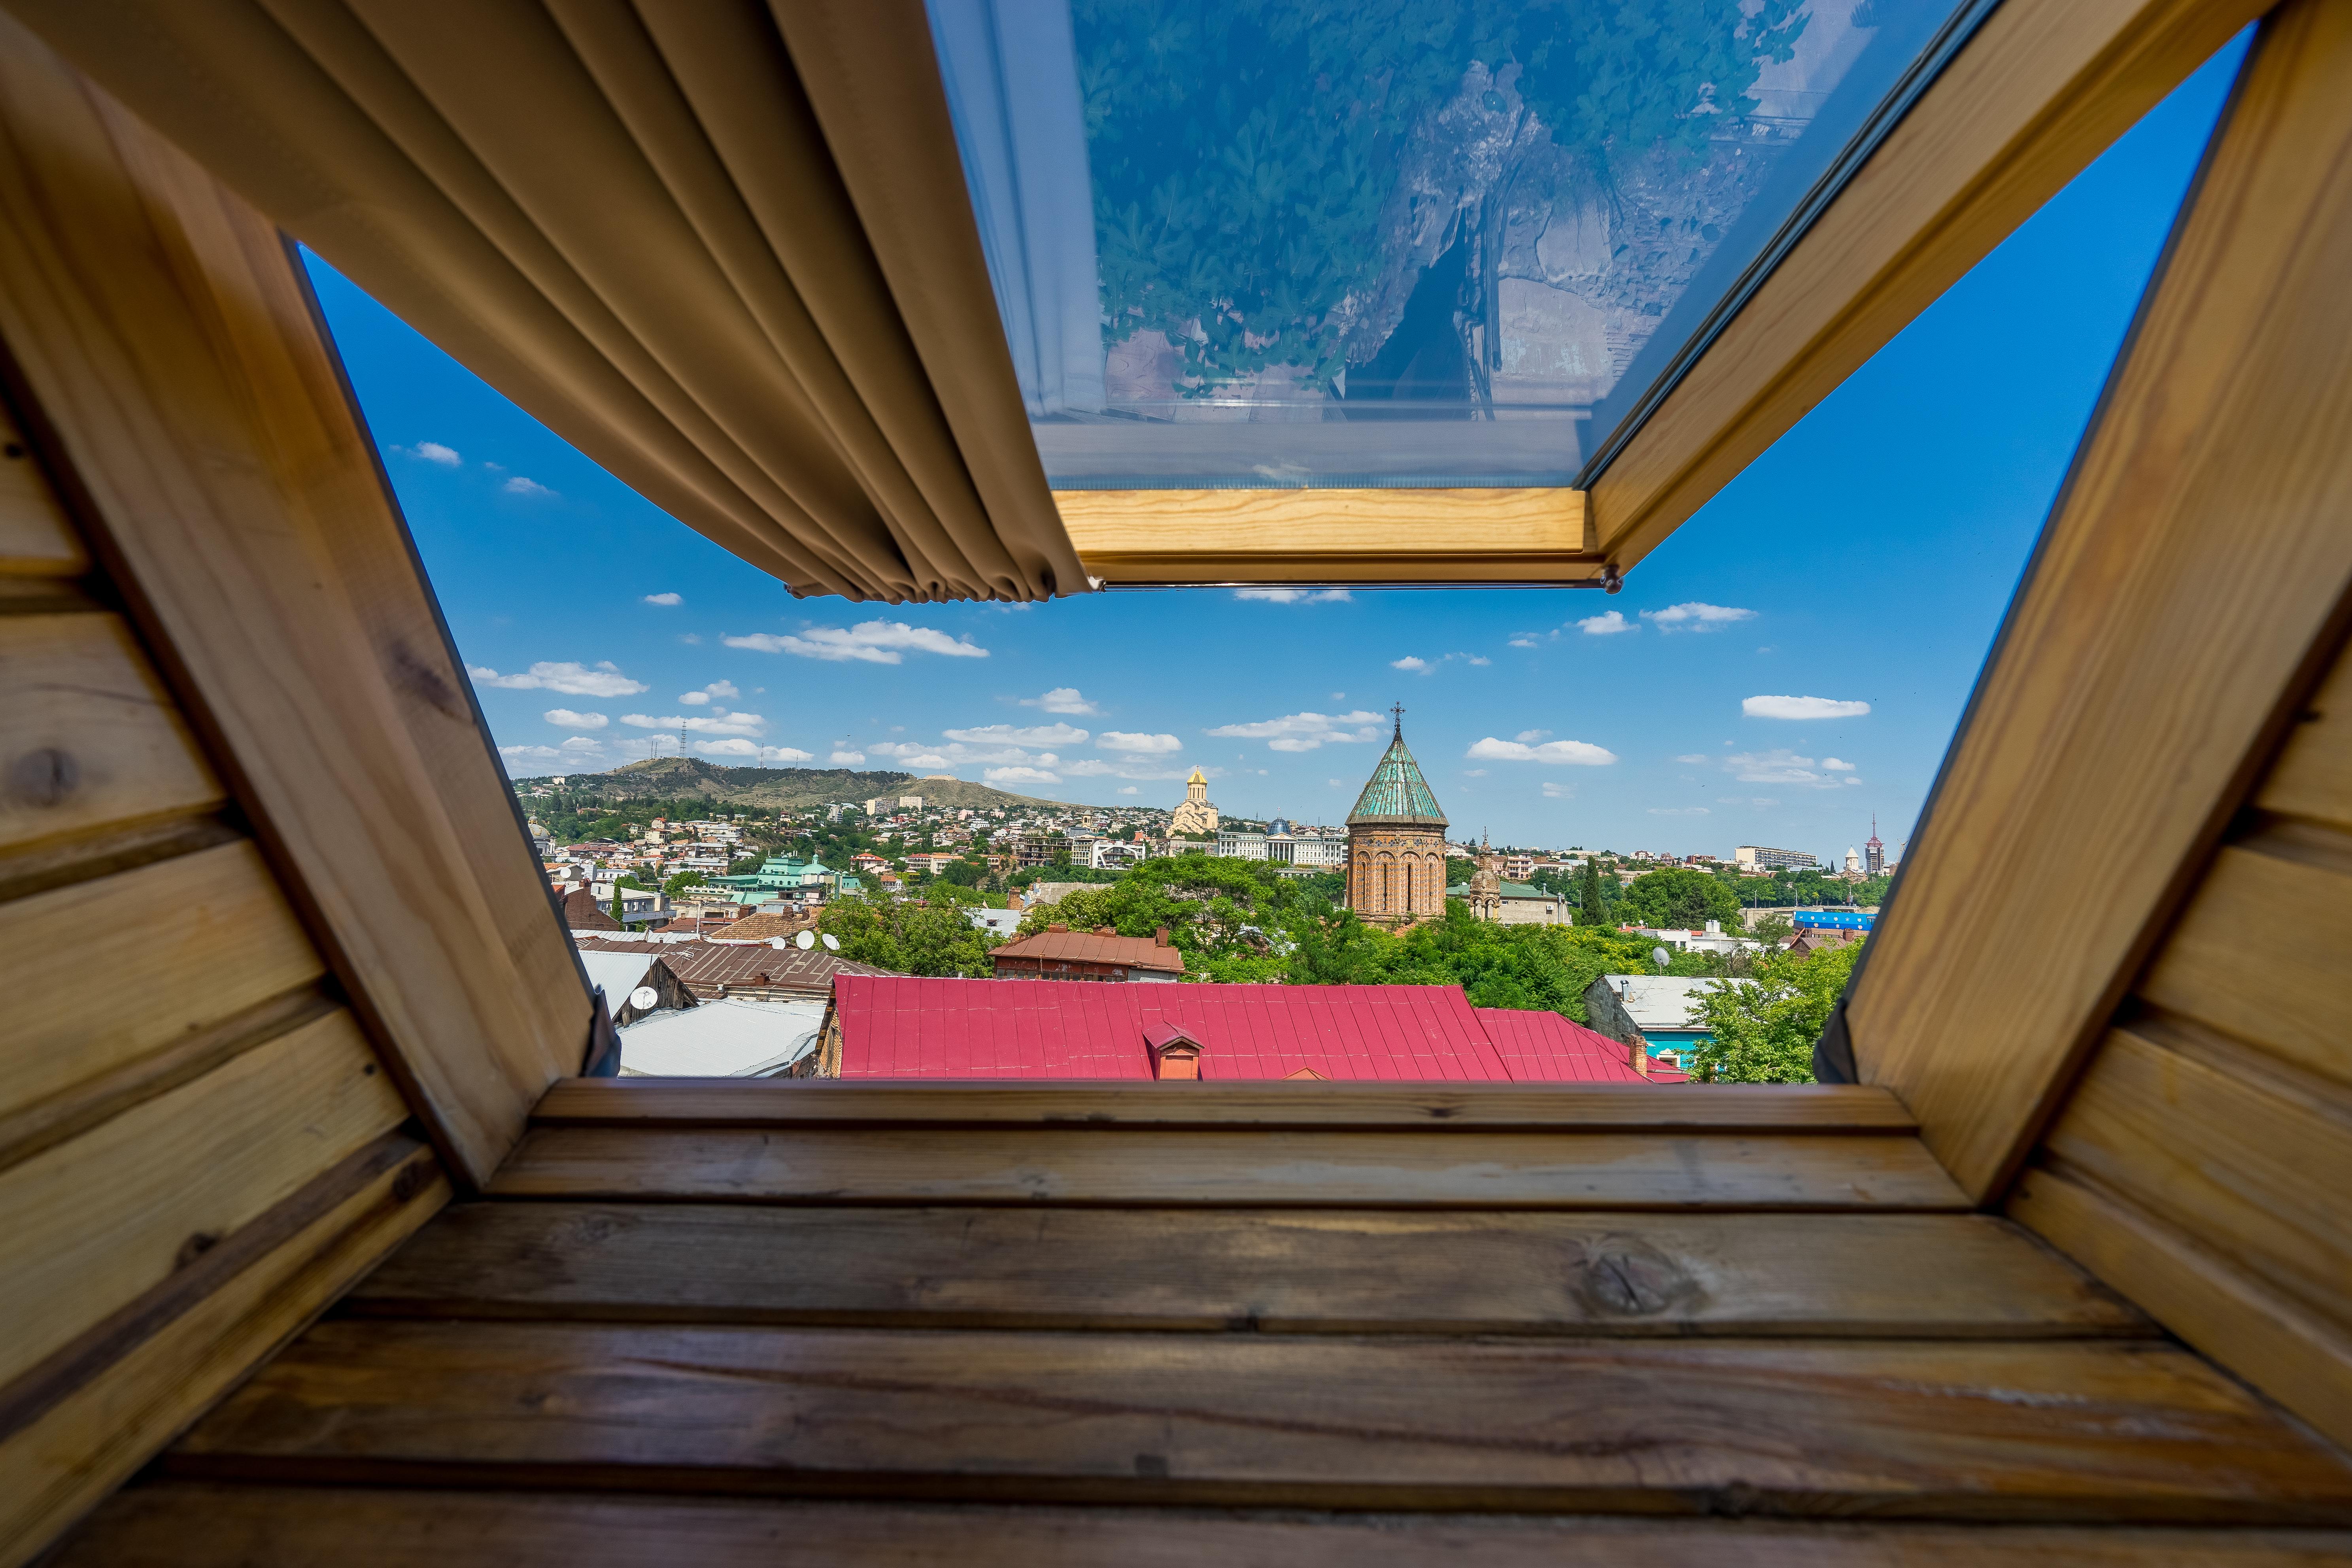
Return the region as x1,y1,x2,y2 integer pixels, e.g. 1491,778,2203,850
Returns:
11,746,78,807
1568,1235,1699,1319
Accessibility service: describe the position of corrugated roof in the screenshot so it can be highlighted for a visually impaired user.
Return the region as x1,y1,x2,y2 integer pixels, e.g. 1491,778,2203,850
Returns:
1345,722,1447,828
576,937,890,994
578,950,659,1001
831,979,1674,1082
1474,1007,1685,1084
1597,974,1751,1031
990,929,1185,974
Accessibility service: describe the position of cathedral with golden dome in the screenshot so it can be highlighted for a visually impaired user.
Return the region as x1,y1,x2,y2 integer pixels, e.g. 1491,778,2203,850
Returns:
1168,765,1219,838
1345,707,1449,927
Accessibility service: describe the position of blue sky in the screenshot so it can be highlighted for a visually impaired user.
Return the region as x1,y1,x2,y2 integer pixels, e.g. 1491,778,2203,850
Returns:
308,34,2243,862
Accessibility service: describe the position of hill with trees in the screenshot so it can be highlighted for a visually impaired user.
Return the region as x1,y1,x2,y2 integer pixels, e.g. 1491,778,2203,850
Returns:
512,756,1073,813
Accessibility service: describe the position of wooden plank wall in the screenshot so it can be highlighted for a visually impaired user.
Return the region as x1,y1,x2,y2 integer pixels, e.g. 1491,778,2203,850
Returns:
2010,624,2352,1453
0,395,448,1564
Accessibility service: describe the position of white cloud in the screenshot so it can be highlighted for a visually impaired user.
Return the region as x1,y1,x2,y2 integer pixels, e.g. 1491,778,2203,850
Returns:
406,441,461,466
1098,731,1182,754
499,744,562,764
829,749,866,765
944,722,1088,746
1648,807,1711,816
1744,695,1871,720
1644,602,1755,632
642,592,682,606
1515,728,1552,743
1234,588,1352,603
680,692,710,706
1467,656,1491,667
696,738,759,757
1466,737,1619,766
469,661,647,697
620,711,765,737
760,746,814,763
1020,687,1098,714
1207,710,1385,753
677,681,739,707
1391,656,1428,671
1118,786,1139,795
1578,611,1634,636
559,736,603,754
1540,781,1574,799
725,621,988,664
1462,768,1488,777
1823,757,1856,771
1673,753,1710,764
1508,635,1540,649
1723,748,1856,789
543,708,607,729
502,476,556,497
986,765,1060,785
1059,757,1190,782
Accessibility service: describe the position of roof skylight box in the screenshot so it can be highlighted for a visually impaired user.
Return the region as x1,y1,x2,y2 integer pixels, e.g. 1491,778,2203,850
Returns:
931,0,1993,493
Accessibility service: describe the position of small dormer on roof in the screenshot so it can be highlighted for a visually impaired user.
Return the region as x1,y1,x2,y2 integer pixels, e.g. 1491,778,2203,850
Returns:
1142,1020,1204,1081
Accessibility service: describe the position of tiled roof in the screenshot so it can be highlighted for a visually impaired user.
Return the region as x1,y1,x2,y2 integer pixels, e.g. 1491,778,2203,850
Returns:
575,937,890,994
830,978,1675,1082
706,910,817,944
1345,725,1447,828
990,929,1185,974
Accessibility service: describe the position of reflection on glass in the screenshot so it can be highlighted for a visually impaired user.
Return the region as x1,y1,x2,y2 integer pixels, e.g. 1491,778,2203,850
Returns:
931,1,1976,489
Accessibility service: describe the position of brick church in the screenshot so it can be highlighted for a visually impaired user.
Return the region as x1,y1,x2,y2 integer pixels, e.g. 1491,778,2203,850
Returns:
1344,707,1450,927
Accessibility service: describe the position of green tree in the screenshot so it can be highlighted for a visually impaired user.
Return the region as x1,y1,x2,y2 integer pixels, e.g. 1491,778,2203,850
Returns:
662,870,707,897
1576,859,1610,927
1687,939,1865,1084
818,891,1001,978
1619,867,1740,930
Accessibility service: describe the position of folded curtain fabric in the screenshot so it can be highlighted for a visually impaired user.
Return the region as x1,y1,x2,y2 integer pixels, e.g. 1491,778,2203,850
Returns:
10,0,1086,602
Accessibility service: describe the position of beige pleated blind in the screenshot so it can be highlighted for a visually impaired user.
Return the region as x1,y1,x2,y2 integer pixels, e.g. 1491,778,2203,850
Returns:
9,0,1085,602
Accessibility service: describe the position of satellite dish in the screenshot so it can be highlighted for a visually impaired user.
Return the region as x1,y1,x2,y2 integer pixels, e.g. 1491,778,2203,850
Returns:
821,933,841,952
1651,946,1671,969
627,985,658,1012
794,929,816,950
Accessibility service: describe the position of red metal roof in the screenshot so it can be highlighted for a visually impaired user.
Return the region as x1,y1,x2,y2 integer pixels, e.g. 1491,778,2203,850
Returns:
830,978,1682,1082
1473,1006,1687,1084
988,929,1186,974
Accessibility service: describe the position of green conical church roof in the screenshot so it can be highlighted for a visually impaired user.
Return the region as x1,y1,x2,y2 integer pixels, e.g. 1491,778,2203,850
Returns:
1347,713,1448,829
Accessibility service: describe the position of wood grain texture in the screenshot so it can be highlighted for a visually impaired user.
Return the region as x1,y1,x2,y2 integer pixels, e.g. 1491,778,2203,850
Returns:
0,21,588,1185
1056,488,1597,585
0,404,83,576
2012,1161,2352,1455
0,1008,404,1397
166,1320,2352,1521
2039,1024,2352,1341
0,1138,446,1568
1590,0,2266,570
348,1203,2146,1338
53,1488,2352,1568
0,610,221,857
0,839,323,1143
486,1126,1969,1210
531,1078,1918,1132
2139,831,2352,1087
2262,646,2352,831
1848,0,2352,1200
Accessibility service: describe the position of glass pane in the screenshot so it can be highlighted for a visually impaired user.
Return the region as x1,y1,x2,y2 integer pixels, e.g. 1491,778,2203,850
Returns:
931,0,1984,490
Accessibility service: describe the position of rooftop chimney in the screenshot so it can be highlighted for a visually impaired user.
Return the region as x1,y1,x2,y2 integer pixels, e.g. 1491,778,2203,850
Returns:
1142,1020,1204,1082
1095,926,1115,937
1154,927,1170,947
1047,922,1068,933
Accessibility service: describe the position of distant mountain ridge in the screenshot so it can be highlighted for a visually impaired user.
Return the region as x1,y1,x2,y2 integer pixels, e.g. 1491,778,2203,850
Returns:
512,756,1094,813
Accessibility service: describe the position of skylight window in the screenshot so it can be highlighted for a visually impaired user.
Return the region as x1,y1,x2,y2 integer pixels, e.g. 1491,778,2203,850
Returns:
931,0,1992,491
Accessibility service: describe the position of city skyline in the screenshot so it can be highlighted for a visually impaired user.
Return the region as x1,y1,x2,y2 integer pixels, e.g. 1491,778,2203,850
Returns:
309,44,2239,857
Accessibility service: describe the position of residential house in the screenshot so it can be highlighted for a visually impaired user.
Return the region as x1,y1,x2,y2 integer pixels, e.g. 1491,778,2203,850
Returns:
987,925,1186,983
1582,975,1755,1073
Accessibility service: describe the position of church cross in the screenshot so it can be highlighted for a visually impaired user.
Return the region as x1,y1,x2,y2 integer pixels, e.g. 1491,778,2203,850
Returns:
1390,701,1405,738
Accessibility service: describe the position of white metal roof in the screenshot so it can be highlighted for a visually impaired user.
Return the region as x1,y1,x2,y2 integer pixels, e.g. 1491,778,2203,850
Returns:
578,950,658,1002
1596,974,1752,1031
617,997,827,1077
